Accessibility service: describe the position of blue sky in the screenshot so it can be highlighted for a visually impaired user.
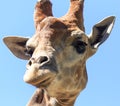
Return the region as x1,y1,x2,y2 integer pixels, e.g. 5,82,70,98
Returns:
0,0,119,106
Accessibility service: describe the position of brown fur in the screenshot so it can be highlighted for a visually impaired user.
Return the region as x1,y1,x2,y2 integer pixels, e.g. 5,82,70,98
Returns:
3,0,115,106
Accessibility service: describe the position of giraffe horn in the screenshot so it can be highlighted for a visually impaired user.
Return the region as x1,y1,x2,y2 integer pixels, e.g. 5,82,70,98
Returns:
63,0,85,31
34,0,53,28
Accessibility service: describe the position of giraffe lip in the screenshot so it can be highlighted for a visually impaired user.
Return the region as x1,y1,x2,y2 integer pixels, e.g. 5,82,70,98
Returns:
24,63,57,86
27,74,55,87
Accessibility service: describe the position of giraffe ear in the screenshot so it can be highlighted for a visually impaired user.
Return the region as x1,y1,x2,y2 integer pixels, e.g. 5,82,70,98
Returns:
89,16,115,48
3,36,30,60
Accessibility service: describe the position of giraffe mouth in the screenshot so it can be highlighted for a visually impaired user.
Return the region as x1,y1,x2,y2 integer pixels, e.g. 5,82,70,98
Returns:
24,62,58,87
24,69,56,87
31,76,54,87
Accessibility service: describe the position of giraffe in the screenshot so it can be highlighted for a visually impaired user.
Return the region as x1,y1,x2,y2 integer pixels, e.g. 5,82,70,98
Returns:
3,0,115,106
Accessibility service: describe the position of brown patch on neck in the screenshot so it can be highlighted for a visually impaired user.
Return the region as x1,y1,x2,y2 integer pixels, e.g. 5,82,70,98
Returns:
36,89,44,104
57,93,78,106
27,89,46,106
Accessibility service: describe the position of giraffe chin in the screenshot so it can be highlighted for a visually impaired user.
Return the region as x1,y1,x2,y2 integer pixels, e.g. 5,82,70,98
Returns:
23,68,56,87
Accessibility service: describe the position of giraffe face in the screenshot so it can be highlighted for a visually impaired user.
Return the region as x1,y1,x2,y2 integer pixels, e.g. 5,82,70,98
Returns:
22,17,90,88
3,0,115,100
3,16,115,91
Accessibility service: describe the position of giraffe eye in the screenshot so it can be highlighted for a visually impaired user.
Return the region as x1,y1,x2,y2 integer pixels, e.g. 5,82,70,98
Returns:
72,40,87,54
25,46,34,57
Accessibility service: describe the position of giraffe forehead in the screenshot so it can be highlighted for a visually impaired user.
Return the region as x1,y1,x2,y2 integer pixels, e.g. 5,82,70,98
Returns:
31,17,69,44
36,16,87,40
28,17,88,47
27,30,88,49
39,17,67,30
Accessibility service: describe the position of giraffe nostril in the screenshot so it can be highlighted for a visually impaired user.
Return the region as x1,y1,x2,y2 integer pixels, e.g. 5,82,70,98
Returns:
28,60,32,66
39,56,49,64
27,56,49,66
28,58,35,66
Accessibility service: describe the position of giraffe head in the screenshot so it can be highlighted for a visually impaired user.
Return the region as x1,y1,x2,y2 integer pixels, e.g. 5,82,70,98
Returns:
3,0,115,100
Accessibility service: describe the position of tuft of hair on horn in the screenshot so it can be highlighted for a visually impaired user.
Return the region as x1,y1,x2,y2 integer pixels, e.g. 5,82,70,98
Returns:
38,0,50,3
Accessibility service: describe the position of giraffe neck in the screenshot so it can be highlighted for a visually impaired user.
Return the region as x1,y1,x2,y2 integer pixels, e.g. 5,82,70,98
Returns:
26,88,76,106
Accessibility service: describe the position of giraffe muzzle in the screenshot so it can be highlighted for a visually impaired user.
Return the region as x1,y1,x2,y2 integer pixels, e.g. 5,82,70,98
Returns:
23,55,58,87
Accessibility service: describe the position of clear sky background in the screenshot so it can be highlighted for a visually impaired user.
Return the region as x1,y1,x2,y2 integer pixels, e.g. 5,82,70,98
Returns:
0,0,119,106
